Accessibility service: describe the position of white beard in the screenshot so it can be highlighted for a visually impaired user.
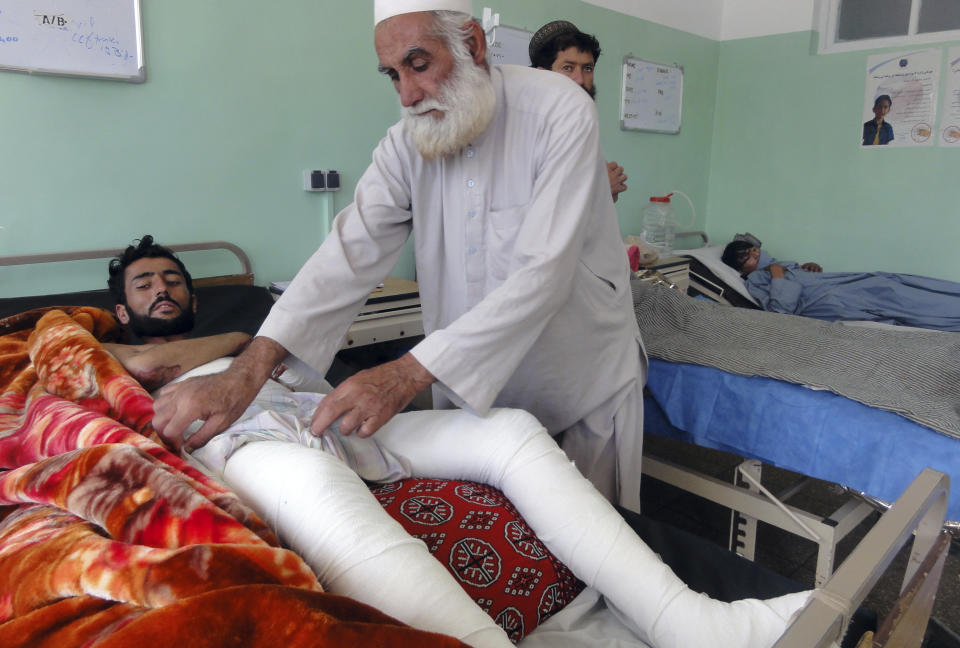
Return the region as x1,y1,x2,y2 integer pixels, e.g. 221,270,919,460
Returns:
402,54,496,160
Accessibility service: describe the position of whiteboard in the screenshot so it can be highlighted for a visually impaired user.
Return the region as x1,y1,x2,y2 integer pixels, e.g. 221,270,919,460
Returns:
0,0,144,82
486,25,532,67
620,56,682,133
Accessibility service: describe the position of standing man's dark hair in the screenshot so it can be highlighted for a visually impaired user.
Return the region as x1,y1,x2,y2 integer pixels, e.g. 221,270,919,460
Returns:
108,235,194,306
529,19,628,202
528,20,601,72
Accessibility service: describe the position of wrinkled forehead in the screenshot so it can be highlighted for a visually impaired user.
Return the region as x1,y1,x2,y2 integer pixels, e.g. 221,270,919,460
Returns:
374,12,447,64
124,257,184,285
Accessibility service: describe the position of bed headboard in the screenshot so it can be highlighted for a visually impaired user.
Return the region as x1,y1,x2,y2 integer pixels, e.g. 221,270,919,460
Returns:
0,241,274,338
0,240,254,287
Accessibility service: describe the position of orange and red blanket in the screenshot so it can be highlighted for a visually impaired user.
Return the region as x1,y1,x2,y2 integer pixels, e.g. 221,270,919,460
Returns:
0,307,465,648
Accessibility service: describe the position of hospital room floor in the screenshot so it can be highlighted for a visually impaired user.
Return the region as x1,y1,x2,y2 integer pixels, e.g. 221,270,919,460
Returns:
640,435,960,647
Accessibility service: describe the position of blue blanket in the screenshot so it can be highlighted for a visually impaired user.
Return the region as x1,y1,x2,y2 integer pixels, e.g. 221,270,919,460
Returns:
745,251,960,331
645,358,960,523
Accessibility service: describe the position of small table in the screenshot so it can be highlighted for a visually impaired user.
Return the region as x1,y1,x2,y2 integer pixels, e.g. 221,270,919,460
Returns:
270,277,424,349
343,277,424,349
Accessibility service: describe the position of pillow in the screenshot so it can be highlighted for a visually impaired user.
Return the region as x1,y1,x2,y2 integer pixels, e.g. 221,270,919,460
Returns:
674,245,759,305
370,479,585,643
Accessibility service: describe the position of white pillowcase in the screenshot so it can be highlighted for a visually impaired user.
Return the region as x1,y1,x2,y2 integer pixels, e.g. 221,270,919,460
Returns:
674,246,759,305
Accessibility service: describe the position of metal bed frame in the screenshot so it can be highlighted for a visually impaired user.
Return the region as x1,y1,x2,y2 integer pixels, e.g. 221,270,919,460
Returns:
0,240,254,286
2,241,951,647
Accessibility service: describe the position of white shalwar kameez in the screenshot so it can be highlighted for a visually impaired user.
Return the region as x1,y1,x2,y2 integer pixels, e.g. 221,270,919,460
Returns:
258,64,647,510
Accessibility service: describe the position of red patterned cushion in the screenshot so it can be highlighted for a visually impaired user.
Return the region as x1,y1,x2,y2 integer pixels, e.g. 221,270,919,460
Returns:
370,479,584,643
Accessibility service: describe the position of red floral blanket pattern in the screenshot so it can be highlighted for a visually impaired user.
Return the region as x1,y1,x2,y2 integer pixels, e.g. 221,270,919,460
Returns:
0,307,465,648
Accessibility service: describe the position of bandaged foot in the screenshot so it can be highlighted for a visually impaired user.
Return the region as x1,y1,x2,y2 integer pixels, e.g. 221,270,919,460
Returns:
375,408,811,648
642,584,810,647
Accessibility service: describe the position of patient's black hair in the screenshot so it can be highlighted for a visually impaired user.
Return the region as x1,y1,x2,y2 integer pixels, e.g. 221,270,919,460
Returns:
721,240,755,273
107,235,194,305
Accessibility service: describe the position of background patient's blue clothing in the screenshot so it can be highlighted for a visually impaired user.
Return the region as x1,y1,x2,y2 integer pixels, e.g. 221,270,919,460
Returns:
745,252,960,331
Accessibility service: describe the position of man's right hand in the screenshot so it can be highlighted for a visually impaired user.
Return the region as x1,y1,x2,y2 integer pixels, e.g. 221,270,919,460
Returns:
152,370,257,452
151,336,288,452
606,161,628,203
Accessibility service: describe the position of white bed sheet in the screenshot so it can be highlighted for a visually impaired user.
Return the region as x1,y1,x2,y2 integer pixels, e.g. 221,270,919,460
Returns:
521,588,651,648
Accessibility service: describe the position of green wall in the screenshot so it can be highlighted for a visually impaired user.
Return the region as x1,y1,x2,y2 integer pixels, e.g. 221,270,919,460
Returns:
490,3,720,239
708,32,960,280
0,0,718,297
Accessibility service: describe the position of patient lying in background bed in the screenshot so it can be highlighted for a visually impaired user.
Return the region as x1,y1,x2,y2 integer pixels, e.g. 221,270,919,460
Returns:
722,240,960,331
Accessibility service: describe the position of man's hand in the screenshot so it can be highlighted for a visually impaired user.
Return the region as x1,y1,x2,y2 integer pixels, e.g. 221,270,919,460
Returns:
606,161,628,203
151,336,288,452
767,263,786,279
801,262,823,273
310,353,435,439
153,370,261,452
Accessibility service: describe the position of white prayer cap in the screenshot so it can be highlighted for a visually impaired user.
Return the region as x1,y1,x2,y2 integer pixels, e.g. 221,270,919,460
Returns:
374,0,473,26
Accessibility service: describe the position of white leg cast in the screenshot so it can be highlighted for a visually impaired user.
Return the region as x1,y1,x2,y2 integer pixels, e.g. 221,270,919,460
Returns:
376,409,810,648
221,441,513,648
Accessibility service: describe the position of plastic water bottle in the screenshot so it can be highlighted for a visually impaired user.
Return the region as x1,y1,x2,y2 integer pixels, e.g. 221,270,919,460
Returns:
642,193,676,256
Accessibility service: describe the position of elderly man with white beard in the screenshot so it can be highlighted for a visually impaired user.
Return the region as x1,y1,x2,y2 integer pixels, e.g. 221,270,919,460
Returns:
153,0,647,511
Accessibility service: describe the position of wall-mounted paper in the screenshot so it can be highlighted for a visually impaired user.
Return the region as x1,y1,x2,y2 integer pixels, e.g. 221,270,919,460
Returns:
939,47,960,147
861,49,940,148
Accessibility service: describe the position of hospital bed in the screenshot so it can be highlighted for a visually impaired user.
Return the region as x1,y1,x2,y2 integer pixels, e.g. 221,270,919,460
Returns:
634,239,960,589
0,241,952,647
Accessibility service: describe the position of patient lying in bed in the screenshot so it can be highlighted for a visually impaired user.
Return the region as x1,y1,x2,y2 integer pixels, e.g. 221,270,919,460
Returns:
170,359,810,648
722,240,960,331
105,236,810,648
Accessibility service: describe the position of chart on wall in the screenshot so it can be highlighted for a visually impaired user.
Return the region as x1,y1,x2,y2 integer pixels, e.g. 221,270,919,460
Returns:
0,0,144,82
861,49,939,148
619,56,683,134
486,24,532,67
940,47,960,147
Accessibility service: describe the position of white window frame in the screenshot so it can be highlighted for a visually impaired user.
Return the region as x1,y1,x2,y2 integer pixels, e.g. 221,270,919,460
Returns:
816,0,960,54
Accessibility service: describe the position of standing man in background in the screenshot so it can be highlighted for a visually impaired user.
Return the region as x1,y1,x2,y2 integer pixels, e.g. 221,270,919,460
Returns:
154,0,646,511
529,20,629,202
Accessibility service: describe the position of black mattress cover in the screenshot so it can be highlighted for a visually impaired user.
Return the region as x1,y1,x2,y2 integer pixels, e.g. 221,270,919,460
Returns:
0,284,275,339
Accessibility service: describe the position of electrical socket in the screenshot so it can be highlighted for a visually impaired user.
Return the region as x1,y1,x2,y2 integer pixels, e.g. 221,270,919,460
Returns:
303,169,341,192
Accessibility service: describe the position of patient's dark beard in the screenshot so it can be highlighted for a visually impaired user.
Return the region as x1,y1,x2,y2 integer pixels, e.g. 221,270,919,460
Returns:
126,308,195,338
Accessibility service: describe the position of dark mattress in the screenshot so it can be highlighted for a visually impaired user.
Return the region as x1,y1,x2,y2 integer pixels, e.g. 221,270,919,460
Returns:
0,284,276,339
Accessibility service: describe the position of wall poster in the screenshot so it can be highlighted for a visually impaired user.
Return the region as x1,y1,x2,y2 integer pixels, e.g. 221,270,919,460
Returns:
939,47,960,147
861,49,940,148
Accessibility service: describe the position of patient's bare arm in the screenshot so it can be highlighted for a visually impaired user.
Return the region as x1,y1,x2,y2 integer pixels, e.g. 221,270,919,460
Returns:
105,332,251,391
768,263,786,279
310,352,436,439
152,336,288,452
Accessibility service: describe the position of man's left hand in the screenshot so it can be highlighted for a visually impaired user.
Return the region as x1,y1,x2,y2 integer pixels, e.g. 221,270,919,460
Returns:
801,262,823,273
310,352,436,438
607,161,628,203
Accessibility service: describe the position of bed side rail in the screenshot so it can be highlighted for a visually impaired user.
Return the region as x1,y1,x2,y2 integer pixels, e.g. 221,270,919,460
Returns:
774,468,950,648
674,230,709,247
0,241,253,286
